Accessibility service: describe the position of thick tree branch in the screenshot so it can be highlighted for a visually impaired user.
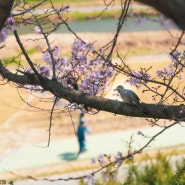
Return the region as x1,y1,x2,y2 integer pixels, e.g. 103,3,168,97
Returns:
0,62,184,121
136,0,185,30
0,0,14,30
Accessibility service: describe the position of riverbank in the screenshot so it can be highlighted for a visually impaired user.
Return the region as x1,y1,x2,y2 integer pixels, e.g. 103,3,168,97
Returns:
2,30,181,59
14,1,157,22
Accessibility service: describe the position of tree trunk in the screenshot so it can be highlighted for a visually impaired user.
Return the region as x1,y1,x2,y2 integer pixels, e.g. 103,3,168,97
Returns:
0,0,14,30
136,0,185,30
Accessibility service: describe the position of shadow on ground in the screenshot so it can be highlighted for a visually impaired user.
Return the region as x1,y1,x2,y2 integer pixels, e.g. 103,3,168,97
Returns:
58,152,77,161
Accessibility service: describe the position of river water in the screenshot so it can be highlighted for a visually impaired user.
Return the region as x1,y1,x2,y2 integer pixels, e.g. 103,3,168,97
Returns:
16,17,178,34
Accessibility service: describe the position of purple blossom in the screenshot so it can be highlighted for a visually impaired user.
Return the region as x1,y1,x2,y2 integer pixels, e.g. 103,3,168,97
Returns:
98,154,105,166
43,51,52,64
0,17,15,43
56,57,68,70
163,67,174,78
91,158,96,164
77,64,87,74
79,70,104,95
6,17,14,24
156,66,175,79
169,51,181,61
39,38,115,98
72,38,87,54
114,151,122,162
102,171,109,182
105,67,114,78
85,174,96,185
156,70,163,79
53,46,59,57
26,68,33,74
114,151,123,167
42,46,61,69
126,70,151,87
39,66,50,77
128,152,134,158
137,130,142,135
0,28,7,43
6,17,15,32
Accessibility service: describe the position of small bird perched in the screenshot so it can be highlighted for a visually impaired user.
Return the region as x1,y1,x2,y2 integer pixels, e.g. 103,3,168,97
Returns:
114,85,147,114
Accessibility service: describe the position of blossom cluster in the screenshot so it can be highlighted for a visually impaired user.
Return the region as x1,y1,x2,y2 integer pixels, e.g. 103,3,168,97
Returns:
125,49,184,90
37,38,114,95
85,174,96,185
87,152,124,184
0,17,15,43
156,51,184,80
126,70,151,88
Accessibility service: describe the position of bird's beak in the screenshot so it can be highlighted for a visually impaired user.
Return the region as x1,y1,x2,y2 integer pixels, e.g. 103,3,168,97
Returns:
114,88,117,91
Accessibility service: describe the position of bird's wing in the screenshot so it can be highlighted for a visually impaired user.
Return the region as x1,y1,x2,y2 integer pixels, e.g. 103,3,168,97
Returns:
127,89,140,101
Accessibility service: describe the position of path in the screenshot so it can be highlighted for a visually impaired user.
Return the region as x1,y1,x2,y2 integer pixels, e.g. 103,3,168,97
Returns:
0,123,185,174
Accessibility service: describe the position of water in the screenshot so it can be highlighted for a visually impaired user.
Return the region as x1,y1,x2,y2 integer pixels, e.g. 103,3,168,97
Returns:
16,17,178,34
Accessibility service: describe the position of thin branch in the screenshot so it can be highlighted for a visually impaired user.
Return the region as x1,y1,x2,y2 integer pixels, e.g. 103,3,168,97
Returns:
32,13,57,80
136,118,185,153
68,109,77,136
13,30,41,79
12,0,47,16
47,96,58,147
106,0,131,62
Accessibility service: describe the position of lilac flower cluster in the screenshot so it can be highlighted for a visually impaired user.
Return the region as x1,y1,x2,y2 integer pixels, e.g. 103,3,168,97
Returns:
41,38,114,95
0,17,15,43
98,154,105,166
84,174,96,185
156,51,185,80
126,70,151,88
114,151,123,167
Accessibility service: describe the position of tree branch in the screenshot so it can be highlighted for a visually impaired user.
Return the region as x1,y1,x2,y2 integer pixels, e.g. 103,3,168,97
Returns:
0,61,184,120
136,0,185,30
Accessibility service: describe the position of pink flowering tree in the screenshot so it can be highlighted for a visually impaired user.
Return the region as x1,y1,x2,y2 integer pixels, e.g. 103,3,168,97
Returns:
0,0,185,183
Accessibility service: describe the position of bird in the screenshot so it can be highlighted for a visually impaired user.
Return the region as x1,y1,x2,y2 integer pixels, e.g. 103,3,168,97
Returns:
114,85,147,114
